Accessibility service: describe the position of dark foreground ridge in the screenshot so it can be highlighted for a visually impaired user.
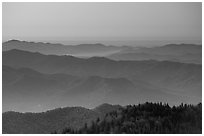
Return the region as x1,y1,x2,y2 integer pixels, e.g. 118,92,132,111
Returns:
3,102,201,134
54,102,202,134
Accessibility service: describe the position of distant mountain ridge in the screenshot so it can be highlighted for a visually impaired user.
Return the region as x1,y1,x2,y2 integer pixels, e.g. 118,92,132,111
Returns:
3,40,201,63
108,43,201,64
2,40,127,56
3,49,201,84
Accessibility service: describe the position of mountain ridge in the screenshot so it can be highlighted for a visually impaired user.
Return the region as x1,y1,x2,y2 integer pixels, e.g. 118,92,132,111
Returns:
2,40,126,56
108,43,201,64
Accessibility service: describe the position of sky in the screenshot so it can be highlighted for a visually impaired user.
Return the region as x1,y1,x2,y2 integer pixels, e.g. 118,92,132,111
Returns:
2,2,202,46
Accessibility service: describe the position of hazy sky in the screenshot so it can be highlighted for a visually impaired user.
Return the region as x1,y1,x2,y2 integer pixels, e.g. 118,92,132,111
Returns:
3,2,202,45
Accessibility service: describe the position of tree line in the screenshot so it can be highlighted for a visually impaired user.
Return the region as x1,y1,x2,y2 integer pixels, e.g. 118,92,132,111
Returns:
52,102,202,134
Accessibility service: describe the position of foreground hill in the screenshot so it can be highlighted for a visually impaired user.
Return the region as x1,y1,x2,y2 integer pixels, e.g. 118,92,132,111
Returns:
108,44,202,64
3,103,122,134
3,49,201,103
3,65,184,112
3,103,201,134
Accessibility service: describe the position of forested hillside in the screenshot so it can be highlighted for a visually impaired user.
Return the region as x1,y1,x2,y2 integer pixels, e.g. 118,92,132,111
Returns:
56,102,202,134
